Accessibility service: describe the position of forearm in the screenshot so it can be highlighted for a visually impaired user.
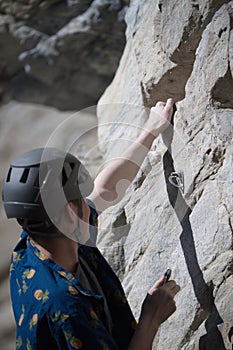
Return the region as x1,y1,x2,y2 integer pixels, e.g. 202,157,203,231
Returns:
99,129,155,184
93,128,156,207
89,99,175,212
128,276,180,350
127,316,158,350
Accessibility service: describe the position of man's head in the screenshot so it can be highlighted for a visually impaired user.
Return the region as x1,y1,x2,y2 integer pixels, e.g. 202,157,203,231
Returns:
2,148,94,237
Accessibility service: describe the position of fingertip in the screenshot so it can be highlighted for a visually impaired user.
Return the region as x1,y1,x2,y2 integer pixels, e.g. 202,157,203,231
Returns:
166,98,175,107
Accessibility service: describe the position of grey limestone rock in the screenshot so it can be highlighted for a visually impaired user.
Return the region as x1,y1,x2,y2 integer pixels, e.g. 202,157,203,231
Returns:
0,0,128,110
97,1,233,349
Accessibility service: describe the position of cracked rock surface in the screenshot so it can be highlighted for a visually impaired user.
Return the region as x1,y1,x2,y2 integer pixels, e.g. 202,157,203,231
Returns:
97,1,233,349
0,0,128,110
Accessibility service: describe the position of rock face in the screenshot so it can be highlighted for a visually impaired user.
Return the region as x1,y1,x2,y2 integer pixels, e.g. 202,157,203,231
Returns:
0,0,128,110
97,1,233,349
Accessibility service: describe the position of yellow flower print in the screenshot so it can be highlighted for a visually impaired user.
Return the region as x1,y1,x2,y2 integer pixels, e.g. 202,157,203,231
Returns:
13,252,22,262
34,289,43,300
23,269,35,279
13,252,17,261
90,309,98,320
26,339,32,350
34,289,49,303
34,250,48,261
16,336,22,348
64,331,82,349
50,310,69,323
68,285,79,295
18,313,24,326
58,271,67,278
39,252,48,260
70,338,83,349
61,314,69,322
67,273,75,281
26,269,36,279
18,305,25,326
29,313,38,330
89,309,99,329
22,280,28,294
58,270,75,282
101,339,110,350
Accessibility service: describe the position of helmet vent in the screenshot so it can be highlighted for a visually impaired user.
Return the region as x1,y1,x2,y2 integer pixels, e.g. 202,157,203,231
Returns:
6,167,12,182
60,162,75,186
61,168,68,185
70,162,75,170
34,174,39,188
20,168,30,183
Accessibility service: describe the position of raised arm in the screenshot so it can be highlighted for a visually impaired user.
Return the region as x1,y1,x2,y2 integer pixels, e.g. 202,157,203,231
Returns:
88,98,175,213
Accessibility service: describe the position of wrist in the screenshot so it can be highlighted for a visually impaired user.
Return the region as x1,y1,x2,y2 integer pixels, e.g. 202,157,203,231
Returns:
138,313,160,334
136,315,159,344
128,321,154,350
137,129,157,151
144,118,162,137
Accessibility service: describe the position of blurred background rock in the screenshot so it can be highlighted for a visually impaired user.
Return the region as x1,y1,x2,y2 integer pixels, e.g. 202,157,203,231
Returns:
0,0,127,348
0,0,233,349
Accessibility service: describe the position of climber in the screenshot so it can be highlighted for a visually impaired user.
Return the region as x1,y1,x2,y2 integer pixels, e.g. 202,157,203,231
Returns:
2,98,180,350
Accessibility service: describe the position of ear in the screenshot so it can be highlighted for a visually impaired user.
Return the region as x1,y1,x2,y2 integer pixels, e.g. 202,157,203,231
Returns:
56,202,78,234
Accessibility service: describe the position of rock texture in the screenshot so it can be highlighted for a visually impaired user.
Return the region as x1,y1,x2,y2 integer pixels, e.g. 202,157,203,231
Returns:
0,0,128,110
97,1,233,349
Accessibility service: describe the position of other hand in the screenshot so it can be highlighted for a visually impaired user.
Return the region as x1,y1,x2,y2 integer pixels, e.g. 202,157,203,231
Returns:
139,275,180,334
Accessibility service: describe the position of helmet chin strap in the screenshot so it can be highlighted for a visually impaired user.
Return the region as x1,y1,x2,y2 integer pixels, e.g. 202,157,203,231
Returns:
69,219,86,245
22,217,66,239
26,230,66,238
23,213,95,247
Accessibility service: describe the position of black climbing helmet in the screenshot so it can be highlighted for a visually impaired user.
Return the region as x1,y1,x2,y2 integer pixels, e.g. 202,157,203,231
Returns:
2,148,94,232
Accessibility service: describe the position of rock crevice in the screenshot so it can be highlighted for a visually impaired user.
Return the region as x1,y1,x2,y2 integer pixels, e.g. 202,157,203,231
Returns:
97,1,233,349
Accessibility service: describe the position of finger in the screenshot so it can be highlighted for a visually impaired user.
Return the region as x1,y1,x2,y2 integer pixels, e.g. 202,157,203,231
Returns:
164,100,175,118
165,281,181,297
165,280,180,292
148,275,166,295
164,98,175,111
156,101,166,108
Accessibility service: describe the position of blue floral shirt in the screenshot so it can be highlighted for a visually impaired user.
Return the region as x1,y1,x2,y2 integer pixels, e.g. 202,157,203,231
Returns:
10,201,136,350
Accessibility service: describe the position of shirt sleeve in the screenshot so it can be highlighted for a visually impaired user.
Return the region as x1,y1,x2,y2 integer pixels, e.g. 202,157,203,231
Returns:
50,311,120,350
